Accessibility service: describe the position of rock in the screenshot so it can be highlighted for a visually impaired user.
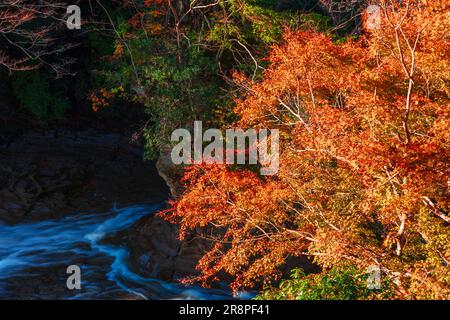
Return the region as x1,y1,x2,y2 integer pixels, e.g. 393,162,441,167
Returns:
0,130,169,222
155,145,184,198
126,212,212,282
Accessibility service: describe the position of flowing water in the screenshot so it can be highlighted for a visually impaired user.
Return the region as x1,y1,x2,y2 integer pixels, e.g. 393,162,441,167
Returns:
0,204,239,300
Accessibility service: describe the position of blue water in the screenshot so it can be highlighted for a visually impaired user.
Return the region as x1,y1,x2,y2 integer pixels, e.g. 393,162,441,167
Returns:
0,204,240,299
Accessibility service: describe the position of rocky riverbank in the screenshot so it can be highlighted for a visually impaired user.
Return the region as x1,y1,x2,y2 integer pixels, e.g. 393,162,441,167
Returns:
0,130,205,284
0,130,167,221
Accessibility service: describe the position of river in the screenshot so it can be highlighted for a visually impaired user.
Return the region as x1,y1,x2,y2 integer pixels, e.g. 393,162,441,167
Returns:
0,203,240,300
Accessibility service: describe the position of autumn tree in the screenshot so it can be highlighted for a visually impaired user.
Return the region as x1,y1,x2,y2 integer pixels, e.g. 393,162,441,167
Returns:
166,0,449,299
94,0,331,156
0,0,75,77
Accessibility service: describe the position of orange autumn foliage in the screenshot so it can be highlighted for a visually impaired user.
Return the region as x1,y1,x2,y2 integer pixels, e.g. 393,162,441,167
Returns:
90,87,123,112
165,1,450,298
